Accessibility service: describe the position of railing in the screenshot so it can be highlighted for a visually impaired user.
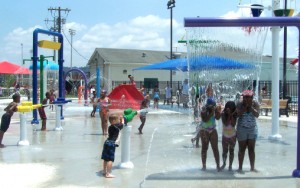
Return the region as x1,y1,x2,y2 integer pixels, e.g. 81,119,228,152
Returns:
258,80,298,116
112,80,299,115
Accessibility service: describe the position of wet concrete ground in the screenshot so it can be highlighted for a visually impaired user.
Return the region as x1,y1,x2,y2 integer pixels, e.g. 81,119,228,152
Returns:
0,99,300,188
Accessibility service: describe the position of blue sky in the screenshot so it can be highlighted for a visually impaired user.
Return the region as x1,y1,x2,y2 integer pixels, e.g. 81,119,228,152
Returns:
0,0,299,67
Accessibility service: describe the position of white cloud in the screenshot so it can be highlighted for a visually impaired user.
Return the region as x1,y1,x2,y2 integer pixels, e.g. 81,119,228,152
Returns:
1,12,298,68
0,15,182,67
66,15,183,66
1,26,46,64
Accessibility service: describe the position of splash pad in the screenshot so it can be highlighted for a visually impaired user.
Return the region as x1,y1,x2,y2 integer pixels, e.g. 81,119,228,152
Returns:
3,18,299,188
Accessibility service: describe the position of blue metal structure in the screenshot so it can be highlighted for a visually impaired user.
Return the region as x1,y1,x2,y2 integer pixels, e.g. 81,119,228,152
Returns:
32,28,66,124
64,68,89,104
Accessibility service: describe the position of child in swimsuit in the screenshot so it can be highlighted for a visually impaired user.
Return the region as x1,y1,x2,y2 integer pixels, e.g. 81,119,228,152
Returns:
220,101,237,171
199,98,222,171
0,93,20,147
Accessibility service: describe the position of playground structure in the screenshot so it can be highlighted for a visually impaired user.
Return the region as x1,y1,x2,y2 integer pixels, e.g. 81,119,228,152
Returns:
184,16,300,177
31,28,70,124
64,68,89,106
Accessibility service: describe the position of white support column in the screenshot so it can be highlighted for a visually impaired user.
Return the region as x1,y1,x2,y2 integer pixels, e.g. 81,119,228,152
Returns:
269,0,282,140
54,105,63,131
119,125,134,169
18,113,30,146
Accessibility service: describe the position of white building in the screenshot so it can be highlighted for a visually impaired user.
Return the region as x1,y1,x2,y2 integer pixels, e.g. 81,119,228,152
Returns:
87,48,298,92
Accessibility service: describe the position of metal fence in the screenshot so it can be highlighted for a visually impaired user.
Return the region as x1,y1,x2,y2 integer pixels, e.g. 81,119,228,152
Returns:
113,80,298,115
258,80,298,115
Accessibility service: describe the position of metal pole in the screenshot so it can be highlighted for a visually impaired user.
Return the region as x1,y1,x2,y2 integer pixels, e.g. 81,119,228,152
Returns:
293,25,300,177
167,0,175,93
21,43,23,65
170,7,173,91
70,32,73,67
283,0,287,99
21,43,24,86
269,0,282,140
69,29,76,68
39,55,45,103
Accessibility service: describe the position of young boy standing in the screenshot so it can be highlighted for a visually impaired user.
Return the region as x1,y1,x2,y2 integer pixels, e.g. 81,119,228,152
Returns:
0,93,20,147
101,113,124,178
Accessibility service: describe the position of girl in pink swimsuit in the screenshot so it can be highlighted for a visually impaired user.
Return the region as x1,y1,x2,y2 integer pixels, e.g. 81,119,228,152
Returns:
220,101,237,171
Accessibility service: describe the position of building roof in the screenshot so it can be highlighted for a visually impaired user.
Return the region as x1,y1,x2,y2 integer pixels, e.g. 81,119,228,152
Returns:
87,48,186,66
87,47,295,68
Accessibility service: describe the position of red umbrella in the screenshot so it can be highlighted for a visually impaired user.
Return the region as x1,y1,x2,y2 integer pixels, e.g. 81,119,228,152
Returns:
0,61,31,74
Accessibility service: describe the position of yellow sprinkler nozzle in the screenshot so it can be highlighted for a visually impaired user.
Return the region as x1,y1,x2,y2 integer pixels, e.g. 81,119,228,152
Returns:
32,104,42,109
17,106,33,112
17,102,42,112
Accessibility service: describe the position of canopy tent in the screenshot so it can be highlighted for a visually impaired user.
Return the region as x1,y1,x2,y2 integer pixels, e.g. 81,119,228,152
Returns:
0,61,31,74
133,56,255,72
134,58,186,71
29,61,59,70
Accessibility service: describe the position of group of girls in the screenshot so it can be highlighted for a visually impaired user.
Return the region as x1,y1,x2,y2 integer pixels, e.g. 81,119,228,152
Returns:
191,89,260,172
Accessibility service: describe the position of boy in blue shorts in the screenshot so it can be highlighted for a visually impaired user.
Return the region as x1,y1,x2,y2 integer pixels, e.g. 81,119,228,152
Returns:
101,113,124,178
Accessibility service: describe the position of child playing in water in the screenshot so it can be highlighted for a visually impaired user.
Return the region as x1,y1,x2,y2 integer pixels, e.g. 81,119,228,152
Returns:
97,89,111,135
101,113,124,178
38,92,51,131
191,96,202,148
90,90,97,117
220,101,237,171
144,91,150,108
199,98,222,171
153,86,160,109
138,99,149,134
0,93,20,148
236,90,260,172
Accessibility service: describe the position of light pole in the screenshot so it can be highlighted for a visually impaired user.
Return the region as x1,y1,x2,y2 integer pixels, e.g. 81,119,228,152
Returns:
69,29,76,68
20,43,23,85
167,0,175,91
21,43,23,64
282,0,287,99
